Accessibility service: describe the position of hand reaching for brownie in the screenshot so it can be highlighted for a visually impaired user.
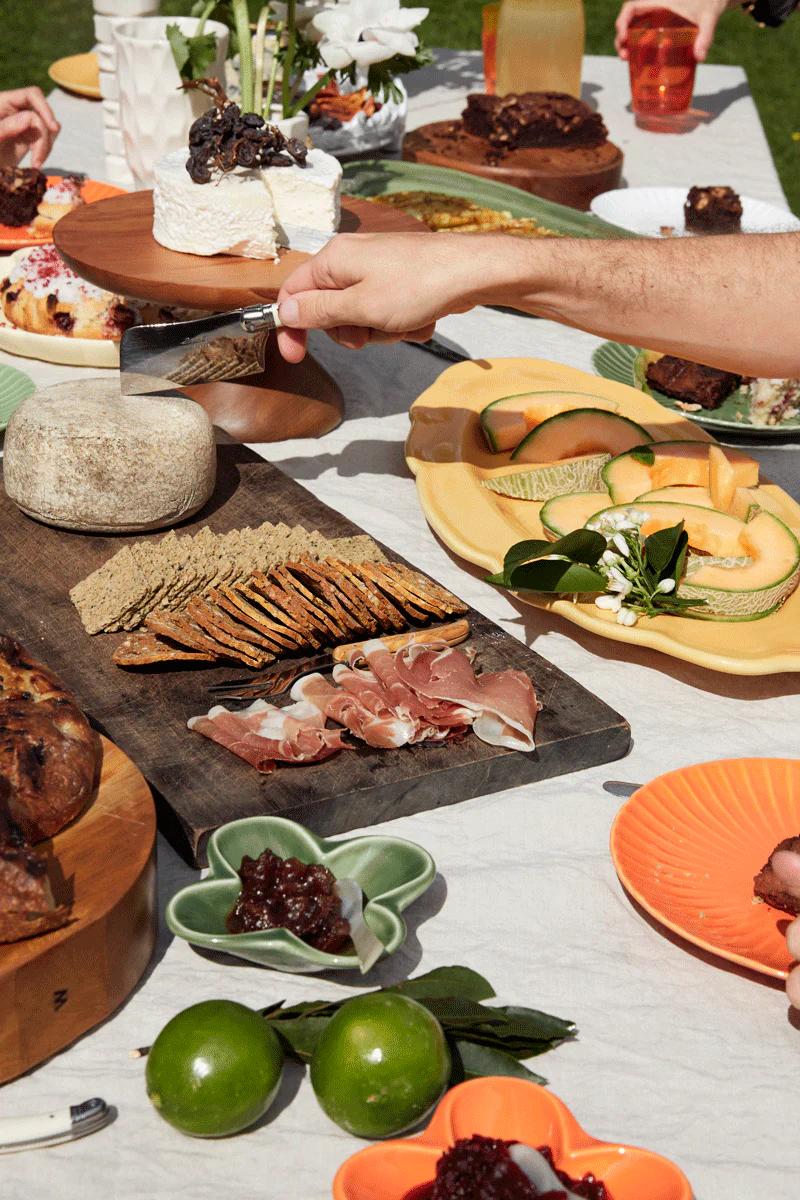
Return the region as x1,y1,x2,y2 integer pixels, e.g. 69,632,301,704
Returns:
0,87,60,169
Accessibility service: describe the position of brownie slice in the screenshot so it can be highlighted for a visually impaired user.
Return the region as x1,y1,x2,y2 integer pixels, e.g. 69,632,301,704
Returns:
684,186,743,234
0,167,46,227
645,355,742,410
462,92,608,153
753,835,800,916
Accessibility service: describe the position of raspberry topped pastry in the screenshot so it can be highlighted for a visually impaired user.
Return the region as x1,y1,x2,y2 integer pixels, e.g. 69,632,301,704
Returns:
0,244,135,340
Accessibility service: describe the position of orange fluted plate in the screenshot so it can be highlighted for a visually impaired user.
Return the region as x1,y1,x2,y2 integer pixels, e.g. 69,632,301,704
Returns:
611,757,800,979
333,1077,692,1200
0,179,125,251
405,357,800,675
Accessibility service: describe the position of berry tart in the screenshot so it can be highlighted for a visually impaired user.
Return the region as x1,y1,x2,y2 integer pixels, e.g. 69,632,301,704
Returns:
152,79,342,261
1,244,135,340
403,92,624,211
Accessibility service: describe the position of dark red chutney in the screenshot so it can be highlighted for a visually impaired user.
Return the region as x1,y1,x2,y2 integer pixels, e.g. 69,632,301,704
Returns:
225,849,351,952
403,1136,611,1200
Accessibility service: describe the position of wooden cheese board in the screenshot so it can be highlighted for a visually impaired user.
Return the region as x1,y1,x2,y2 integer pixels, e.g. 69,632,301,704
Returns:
0,445,631,867
53,192,425,444
0,737,156,1084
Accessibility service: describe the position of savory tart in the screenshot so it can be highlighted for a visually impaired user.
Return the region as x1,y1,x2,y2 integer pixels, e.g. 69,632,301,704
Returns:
0,244,135,339
372,191,560,238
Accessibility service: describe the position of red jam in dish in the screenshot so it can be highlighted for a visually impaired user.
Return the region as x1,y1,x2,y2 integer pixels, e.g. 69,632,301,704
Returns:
225,848,351,952
403,1136,611,1200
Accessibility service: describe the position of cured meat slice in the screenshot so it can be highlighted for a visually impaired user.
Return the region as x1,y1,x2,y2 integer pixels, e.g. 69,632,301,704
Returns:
355,641,471,732
292,672,417,749
188,697,349,772
392,644,538,751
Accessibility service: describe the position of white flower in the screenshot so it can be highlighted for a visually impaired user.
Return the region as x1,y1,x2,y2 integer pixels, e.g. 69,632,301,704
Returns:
606,566,632,596
595,594,623,612
601,549,622,568
611,532,630,557
657,577,676,593
309,0,429,69
616,607,638,626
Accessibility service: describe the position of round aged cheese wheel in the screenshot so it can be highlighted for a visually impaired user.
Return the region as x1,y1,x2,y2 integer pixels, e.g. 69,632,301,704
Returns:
3,379,216,532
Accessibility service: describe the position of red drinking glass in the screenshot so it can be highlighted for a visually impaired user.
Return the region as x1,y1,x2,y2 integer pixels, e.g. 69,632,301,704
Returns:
627,9,698,117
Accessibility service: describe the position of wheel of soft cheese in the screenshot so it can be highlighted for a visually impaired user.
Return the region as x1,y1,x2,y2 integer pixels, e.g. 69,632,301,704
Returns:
3,379,216,533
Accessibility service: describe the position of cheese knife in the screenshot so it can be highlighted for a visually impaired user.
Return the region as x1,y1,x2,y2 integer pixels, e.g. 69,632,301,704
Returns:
119,303,283,396
0,1097,112,1153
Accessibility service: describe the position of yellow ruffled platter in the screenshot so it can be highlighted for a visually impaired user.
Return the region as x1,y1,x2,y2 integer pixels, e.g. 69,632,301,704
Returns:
405,357,800,676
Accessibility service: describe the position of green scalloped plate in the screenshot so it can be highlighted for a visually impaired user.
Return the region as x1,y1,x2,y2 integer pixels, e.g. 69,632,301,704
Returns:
0,361,35,432
593,341,800,438
165,816,436,974
342,159,638,240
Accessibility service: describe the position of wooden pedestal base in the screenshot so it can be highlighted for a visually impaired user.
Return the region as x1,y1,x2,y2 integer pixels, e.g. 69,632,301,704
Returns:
184,341,344,442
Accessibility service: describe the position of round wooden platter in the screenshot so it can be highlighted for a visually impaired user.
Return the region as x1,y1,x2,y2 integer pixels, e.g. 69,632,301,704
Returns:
0,737,157,1085
54,192,424,442
403,122,624,212
54,192,424,310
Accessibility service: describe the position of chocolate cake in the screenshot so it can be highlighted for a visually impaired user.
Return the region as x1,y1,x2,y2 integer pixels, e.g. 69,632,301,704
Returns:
684,186,743,235
0,166,46,227
403,92,623,211
462,92,608,152
645,355,742,410
753,835,800,916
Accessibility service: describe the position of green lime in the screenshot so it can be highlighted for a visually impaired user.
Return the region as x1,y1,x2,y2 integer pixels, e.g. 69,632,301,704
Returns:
145,999,283,1138
310,993,451,1139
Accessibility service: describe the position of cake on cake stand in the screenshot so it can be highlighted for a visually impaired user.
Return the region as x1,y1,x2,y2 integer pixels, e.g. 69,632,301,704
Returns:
55,192,424,442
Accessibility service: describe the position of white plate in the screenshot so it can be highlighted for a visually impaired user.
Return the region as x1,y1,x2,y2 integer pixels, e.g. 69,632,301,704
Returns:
590,186,800,238
0,251,120,367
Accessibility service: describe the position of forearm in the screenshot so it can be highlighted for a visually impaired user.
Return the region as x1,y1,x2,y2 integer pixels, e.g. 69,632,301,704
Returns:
473,232,800,378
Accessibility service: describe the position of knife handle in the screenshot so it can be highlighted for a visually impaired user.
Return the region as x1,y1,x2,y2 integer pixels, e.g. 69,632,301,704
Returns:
331,619,471,663
241,303,283,333
0,1098,111,1154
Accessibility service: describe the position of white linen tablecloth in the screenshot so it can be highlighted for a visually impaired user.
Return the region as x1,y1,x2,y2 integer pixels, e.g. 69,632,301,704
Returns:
0,52,798,1200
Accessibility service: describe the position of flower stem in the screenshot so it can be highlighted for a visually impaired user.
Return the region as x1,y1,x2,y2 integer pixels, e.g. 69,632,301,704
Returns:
263,20,283,119
288,69,333,118
282,0,297,119
196,0,216,36
252,3,271,117
231,0,254,113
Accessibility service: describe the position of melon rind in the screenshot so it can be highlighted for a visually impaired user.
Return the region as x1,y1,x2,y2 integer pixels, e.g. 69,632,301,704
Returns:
678,513,800,619
540,491,611,539
482,454,611,501
511,409,651,464
479,391,618,453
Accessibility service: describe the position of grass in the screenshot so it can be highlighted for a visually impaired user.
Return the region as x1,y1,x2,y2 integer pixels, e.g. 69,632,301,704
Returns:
1,0,797,210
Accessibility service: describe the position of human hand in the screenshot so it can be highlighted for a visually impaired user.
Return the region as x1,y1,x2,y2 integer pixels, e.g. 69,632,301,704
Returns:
275,231,501,362
769,849,800,1008
615,0,733,62
0,88,60,169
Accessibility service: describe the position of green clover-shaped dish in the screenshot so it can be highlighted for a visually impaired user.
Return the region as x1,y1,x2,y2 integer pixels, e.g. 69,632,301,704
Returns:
165,817,436,974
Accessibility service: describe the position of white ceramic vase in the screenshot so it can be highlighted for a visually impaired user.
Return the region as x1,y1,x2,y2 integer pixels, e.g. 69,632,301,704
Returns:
93,0,157,16
113,16,229,189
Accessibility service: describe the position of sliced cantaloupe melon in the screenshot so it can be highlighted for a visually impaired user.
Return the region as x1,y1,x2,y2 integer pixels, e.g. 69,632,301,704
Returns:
482,454,610,501
729,487,789,523
604,441,759,504
709,444,737,512
510,410,650,464
637,486,716,508
540,492,611,540
479,391,619,453
679,511,800,619
591,501,748,558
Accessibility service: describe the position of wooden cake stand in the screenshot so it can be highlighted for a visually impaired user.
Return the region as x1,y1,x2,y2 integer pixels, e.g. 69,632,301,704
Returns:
0,736,157,1083
55,193,425,442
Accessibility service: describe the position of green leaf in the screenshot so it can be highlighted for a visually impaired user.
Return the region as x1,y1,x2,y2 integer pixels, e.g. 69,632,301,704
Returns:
548,529,608,565
491,1005,577,1046
166,24,191,75
270,1016,329,1063
630,445,655,465
644,521,685,577
450,1041,547,1085
166,23,218,81
507,559,607,594
385,966,496,1003
502,538,553,573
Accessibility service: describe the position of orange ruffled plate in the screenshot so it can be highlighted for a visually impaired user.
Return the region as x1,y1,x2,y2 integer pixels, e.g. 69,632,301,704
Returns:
611,757,800,979
0,178,125,251
333,1077,692,1200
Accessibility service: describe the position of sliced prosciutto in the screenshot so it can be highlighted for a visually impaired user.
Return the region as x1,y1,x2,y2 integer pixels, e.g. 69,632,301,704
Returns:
391,643,539,752
188,697,349,772
292,672,416,749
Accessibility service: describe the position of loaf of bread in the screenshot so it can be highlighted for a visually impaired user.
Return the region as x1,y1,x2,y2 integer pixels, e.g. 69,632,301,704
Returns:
3,379,216,533
0,636,101,943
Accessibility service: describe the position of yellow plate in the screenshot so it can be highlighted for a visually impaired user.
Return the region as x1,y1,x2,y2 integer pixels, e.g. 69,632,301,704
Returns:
48,52,101,101
405,356,800,676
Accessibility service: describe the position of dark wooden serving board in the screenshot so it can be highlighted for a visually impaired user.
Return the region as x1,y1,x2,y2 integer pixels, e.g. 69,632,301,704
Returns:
0,446,630,866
